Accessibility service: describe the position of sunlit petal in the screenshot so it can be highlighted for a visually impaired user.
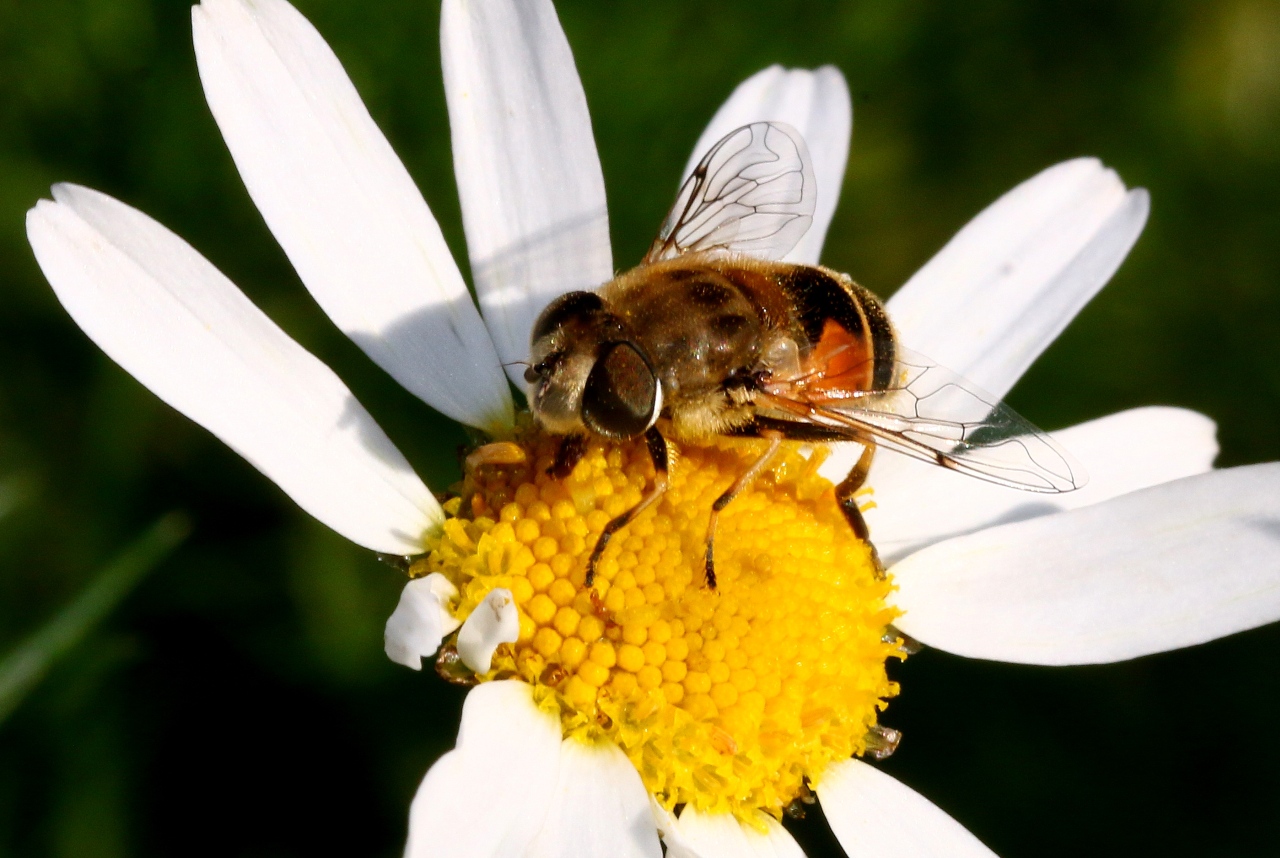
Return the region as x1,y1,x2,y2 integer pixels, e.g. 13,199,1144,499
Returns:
818,759,998,858
668,806,805,858
28,185,439,555
385,574,461,670
406,681,561,858
892,463,1280,664
524,739,660,858
887,159,1148,399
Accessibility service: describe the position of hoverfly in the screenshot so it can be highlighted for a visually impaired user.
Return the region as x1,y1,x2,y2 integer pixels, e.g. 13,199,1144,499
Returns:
525,121,1083,586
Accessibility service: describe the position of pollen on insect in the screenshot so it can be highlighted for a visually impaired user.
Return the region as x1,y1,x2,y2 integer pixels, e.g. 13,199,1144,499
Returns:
414,422,904,821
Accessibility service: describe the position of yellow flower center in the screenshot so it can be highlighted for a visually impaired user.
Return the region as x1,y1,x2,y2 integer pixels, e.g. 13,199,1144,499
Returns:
415,427,903,821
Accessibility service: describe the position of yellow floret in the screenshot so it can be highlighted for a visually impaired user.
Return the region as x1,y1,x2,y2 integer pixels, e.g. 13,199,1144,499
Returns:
589,641,617,669
532,627,562,658
578,659,611,688
553,606,581,638
617,643,646,673
547,578,576,607
526,593,556,626
560,636,587,669
423,427,901,823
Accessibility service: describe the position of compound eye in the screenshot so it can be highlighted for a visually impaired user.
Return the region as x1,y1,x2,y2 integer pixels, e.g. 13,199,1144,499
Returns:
581,342,659,440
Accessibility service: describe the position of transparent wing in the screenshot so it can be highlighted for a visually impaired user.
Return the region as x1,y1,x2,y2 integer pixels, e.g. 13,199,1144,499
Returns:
645,121,817,263
759,346,1086,493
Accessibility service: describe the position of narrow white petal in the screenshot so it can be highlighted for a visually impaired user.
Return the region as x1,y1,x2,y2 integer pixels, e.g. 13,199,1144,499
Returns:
887,159,1149,399
193,0,513,433
684,65,851,265
384,574,461,670
407,681,561,858
457,588,519,673
442,0,612,387
817,759,997,858
856,407,1219,565
524,739,661,858
892,463,1280,665
669,807,804,858
650,800,703,858
27,186,439,555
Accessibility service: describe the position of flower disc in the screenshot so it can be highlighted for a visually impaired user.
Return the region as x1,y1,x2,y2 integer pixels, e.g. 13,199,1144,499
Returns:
418,428,902,820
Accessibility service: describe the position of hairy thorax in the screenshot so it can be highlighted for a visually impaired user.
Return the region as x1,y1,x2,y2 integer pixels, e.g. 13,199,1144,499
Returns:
599,254,888,440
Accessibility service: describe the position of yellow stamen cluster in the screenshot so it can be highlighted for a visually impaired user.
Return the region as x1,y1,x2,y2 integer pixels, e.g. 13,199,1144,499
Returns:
415,428,902,820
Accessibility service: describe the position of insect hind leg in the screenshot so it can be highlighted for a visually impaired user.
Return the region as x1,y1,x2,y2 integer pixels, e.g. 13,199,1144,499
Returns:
835,443,884,576
585,427,669,588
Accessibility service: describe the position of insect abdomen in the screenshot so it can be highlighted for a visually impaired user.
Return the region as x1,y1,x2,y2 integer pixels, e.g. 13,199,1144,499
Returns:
773,265,895,393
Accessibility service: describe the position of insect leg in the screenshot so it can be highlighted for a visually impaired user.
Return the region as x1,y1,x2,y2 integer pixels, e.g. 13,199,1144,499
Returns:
585,427,669,587
834,443,883,575
548,434,587,479
704,432,783,589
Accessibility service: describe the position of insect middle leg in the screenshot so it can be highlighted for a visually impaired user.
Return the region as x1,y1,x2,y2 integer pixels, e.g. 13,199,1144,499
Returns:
703,432,783,589
584,427,669,588
835,442,883,575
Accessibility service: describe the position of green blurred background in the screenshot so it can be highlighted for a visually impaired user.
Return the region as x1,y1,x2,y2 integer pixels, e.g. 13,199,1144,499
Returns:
2,1,1279,856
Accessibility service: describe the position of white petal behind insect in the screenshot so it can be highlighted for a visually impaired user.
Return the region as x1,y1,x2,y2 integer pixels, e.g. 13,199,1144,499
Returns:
648,121,817,263
442,0,613,389
193,0,514,433
684,65,852,266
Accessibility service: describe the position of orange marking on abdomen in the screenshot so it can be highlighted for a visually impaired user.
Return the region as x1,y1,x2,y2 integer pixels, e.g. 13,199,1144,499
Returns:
800,318,875,400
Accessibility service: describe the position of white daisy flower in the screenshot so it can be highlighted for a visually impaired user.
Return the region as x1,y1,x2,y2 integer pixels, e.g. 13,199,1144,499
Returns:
24,1,1280,856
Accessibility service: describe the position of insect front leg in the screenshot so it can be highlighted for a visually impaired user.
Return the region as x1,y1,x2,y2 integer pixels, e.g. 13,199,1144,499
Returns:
548,434,587,479
835,442,884,576
703,432,783,589
584,427,669,588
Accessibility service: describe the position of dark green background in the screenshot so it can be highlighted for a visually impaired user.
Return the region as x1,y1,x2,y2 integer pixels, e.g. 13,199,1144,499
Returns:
2,1,1279,856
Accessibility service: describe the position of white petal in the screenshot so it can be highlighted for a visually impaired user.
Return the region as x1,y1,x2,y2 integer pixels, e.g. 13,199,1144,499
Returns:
193,0,513,434
524,739,661,858
891,462,1280,665
668,807,804,858
649,800,703,858
384,574,461,670
857,406,1219,565
442,0,612,387
817,759,997,858
887,159,1149,399
684,65,851,265
407,681,561,858
457,588,519,673
27,185,439,555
